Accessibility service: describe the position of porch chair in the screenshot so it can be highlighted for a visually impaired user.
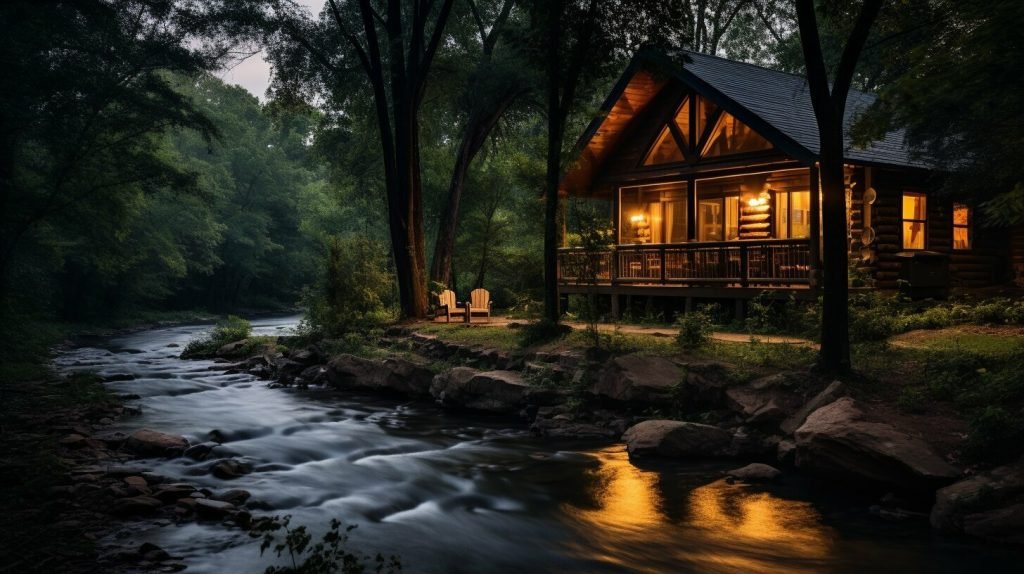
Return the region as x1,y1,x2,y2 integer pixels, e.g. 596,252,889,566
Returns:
436,289,468,323
467,288,493,323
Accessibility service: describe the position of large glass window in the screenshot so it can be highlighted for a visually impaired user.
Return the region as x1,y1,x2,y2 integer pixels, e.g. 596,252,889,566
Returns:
702,111,773,157
902,193,927,249
774,191,811,238
697,197,739,241
953,203,971,250
619,182,687,244
643,98,689,166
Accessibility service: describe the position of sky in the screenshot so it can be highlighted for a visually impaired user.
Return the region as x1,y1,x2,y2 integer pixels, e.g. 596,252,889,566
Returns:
216,0,325,100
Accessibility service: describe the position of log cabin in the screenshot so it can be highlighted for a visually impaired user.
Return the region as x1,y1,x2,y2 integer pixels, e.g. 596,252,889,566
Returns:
557,50,1021,316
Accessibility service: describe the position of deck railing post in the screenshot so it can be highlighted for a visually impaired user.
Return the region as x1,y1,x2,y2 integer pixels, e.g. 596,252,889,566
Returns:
660,245,666,283
740,244,749,287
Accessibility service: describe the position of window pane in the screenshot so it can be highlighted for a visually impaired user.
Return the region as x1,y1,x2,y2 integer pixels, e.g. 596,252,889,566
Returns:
953,203,970,226
643,125,684,165
953,226,970,250
701,112,773,157
775,193,789,238
665,200,687,243
673,98,690,147
726,196,740,240
902,194,926,220
620,182,687,244
696,96,717,141
790,191,811,238
903,221,926,250
699,199,723,241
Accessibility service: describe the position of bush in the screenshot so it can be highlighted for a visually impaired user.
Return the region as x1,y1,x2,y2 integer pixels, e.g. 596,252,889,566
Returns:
964,406,1024,463
676,305,716,349
182,315,252,358
303,236,396,337
518,319,572,347
254,514,401,574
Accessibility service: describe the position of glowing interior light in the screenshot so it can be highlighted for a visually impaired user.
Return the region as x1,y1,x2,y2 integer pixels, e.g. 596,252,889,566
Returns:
630,214,647,224
747,198,760,208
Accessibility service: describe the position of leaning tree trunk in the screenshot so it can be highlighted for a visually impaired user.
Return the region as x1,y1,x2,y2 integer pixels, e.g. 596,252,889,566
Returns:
818,133,851,372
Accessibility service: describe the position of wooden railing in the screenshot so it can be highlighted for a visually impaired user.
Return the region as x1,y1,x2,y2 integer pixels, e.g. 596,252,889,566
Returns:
558,239,811,286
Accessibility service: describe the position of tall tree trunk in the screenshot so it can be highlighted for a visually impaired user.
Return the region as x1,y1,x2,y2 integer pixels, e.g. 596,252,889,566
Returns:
542,0,563,322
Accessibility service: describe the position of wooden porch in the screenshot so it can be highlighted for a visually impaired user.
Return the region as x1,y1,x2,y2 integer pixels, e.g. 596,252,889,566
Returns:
557,238,812,289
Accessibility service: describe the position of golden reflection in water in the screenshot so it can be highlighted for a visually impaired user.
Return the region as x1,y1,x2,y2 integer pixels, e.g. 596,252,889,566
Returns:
563,447,835,573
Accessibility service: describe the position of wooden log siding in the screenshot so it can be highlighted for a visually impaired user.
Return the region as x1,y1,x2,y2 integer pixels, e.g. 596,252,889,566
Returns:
558,238,811,287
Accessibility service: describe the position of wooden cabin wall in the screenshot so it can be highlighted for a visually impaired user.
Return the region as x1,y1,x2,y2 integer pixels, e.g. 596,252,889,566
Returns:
867,168,1005,289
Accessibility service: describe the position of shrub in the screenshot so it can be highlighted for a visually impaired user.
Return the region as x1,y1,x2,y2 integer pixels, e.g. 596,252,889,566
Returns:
254,514,401,574
182,315,253,358
963,406,1024,463
676,305,716,349
518,319,572,347
303,236,396,337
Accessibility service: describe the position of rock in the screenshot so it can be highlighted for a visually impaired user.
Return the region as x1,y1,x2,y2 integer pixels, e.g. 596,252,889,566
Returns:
112,496,164,516
777,439,797,465
794,397,960,489
124,476,150,495
726,463,782,482
138,542,171,562
59,433,88,447
725,372,808,427
931,459,1024,545
152,484,196,503
210,459,252,480
780,380,845,435
184,441,219,461
327,354,434,398
125,429,188,457
217,340,249,356
214,489,251,506
298,365,328,386
194,498,236,519
430,368,530,413
530,407,619,439
288,347,320,365
592,354,684,405
622,420,733,459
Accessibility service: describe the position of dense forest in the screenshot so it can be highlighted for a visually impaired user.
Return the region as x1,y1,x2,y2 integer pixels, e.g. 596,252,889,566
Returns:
2,0,1022,365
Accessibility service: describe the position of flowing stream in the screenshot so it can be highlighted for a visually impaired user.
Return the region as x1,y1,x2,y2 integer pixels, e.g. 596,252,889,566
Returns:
55,315,1016,573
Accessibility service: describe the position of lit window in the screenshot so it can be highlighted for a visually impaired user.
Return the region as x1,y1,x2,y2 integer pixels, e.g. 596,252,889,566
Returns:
643,126,684,165
697,196,740,241
701,111,773,157
953,203,971,250
619,182,688,244
902,193,927,249
774,191,811,239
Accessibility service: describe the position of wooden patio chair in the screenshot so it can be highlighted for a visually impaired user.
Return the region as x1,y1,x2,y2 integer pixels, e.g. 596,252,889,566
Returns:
437,289,468,323
467,288,493,323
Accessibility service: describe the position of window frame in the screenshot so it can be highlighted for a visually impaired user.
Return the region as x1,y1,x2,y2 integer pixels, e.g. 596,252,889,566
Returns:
952,202,972,251
901,192,928,250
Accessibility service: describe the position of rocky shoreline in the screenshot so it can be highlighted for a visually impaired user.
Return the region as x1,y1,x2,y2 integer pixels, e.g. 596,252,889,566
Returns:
31,324,1022,572
203,326,1023,548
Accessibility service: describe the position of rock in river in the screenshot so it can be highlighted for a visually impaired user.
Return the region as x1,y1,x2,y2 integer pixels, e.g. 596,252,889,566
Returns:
592,354,684,405
125,429,188,457
622,420,733,459
931,458,1024,546
794,397,960,490
430,368,529,413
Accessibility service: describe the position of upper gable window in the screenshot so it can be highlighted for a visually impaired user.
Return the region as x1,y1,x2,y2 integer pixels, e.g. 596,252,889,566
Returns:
643,98,689,166
701,111,773,157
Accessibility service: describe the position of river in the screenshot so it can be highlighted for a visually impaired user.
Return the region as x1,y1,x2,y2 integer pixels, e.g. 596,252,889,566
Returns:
54,315,1017,573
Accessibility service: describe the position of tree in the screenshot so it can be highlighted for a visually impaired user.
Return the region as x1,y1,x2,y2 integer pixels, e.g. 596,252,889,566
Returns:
0,0,221,299
853,0,1024,227
428,0,529,289
525,0,688,322
795,0,882,372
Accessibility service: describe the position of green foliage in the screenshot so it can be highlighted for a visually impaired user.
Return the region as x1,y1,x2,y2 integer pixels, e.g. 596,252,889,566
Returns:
676,305,716,349
848,294,1024,343
964,407,1024,464
253,515,400,574
182,315,253,358
518,319,573,348
302,237,396,337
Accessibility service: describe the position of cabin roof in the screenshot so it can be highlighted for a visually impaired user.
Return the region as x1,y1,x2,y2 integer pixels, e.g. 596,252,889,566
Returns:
562,50,927,193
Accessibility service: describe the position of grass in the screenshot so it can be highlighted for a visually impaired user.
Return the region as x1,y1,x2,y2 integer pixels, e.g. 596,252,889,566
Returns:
892,329,1024,356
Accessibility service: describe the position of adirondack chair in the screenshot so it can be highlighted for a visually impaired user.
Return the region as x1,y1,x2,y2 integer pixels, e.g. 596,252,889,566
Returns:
436,289,468,322
467,288,492,322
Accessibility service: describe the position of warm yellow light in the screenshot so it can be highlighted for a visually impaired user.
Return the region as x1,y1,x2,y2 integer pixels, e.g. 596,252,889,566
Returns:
630,213,646,224
747,198,760,208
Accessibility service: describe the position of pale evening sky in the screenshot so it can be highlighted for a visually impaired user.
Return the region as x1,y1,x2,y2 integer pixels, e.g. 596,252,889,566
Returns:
216,0,326,100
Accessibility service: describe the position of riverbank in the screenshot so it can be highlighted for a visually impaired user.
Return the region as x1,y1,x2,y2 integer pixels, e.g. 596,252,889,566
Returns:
196,319,1023,550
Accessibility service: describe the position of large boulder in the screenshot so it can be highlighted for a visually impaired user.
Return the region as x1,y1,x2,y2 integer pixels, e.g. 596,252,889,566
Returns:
327,354,434,398
622,420,733,459
794,398,960,489
725,372,810,427
931,459,1024,545
125,429,188,457
780,380,845,435
592,354,684,405
430,368,530,413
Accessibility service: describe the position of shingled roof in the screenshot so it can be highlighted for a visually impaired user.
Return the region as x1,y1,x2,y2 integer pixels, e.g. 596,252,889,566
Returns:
563,50,928,192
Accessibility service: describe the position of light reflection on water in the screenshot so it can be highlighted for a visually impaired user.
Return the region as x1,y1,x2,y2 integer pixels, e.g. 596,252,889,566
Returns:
563,448,832,573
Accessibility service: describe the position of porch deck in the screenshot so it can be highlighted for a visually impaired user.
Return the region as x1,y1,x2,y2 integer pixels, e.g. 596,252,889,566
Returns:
557,238,812,290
